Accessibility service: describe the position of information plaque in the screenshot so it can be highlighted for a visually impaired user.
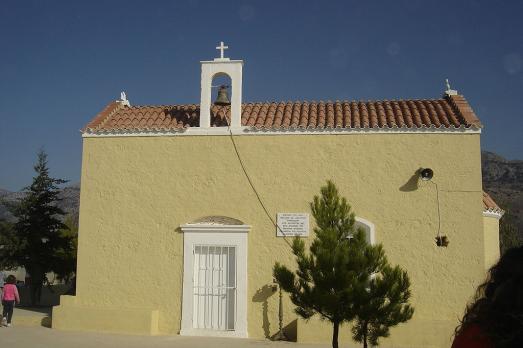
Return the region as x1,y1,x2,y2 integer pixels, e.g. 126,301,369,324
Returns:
276,213,309,237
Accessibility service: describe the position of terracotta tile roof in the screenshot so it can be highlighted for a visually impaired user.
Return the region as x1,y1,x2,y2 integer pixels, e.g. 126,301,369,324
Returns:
483,191,504,214
83,94,482,133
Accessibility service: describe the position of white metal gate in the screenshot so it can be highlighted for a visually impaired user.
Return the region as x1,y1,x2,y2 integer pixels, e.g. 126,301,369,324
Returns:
193,245,236,330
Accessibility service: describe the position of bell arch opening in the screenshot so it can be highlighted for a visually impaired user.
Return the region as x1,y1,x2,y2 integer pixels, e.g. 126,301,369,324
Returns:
200,57,243,128
210,73,232,127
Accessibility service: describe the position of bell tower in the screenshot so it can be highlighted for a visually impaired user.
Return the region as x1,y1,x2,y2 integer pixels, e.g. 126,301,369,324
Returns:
200,42,243,128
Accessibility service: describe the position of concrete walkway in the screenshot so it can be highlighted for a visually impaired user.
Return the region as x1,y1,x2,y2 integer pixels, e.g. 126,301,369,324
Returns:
0,326,334,348
10,307,51,327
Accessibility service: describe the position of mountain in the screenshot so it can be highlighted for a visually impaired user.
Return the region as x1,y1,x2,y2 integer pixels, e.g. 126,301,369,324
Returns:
482,151,523,239
0,183,80,223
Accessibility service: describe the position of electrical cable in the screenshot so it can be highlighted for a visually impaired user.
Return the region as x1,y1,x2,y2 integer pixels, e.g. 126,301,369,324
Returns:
429,181,443,243
431,184,482,246
221,109,295,250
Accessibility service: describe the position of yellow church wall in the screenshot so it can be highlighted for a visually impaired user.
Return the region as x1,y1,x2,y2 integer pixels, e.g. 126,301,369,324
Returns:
483,215,500,270
53,132,485,348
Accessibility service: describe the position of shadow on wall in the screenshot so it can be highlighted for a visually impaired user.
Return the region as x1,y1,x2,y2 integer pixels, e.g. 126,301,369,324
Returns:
252,283,298,342
275,319,297,342
400,169,422,192
252,284,276,338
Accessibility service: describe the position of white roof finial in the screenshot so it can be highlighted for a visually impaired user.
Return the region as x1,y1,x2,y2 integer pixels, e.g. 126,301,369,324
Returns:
445,78,458,96
215,41,229,60
119,91,131,106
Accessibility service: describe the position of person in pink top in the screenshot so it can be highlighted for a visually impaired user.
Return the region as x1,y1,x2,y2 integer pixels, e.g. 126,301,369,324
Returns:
2,275,20,327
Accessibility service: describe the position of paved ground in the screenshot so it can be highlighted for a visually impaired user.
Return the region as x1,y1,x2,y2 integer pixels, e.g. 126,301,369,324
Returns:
1,308,340,347
8,307,51,327
0,326,334,348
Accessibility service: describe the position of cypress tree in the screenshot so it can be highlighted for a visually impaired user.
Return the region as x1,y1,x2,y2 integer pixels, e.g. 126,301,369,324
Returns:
5,150,70,305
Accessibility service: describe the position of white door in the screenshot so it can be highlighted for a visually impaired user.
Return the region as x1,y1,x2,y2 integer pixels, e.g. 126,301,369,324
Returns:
180,223,249,338
193,245,236,331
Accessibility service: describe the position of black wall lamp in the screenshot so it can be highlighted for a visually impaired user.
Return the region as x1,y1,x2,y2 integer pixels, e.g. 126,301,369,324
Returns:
420,168,434,181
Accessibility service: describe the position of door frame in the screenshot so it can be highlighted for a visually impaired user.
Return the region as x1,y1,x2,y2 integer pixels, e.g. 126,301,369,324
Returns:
180,222,250,338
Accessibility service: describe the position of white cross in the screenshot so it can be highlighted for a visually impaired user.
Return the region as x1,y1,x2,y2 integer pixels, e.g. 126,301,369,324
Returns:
216,41,229,59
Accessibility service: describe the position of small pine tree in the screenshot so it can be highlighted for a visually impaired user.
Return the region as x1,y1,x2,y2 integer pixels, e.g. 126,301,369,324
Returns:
351,263,414,348
6,150,70,305
273,180,414,348
274,180,367,348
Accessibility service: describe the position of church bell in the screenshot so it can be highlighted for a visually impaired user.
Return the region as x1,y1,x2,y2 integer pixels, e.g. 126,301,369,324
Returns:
214,85,231,106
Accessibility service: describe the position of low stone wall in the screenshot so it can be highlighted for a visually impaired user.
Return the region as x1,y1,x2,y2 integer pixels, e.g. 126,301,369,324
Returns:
53,295,160,335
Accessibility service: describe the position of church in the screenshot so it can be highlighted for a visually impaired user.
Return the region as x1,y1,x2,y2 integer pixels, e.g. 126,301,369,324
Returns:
53,43,503,348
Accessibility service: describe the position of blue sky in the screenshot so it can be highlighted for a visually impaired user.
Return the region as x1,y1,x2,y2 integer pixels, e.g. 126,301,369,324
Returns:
0,0,522,191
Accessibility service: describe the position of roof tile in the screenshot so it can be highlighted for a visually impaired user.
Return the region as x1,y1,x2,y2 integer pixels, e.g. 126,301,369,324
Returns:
83,95,482,133
483,191,503,214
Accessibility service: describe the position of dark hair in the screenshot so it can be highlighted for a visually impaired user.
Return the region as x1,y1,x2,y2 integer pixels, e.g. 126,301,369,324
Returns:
6,275,16,284
455,246,523,347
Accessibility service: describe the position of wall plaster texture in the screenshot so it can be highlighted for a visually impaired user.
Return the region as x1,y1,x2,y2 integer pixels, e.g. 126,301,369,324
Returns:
53,132,489,348
483,215,501,271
